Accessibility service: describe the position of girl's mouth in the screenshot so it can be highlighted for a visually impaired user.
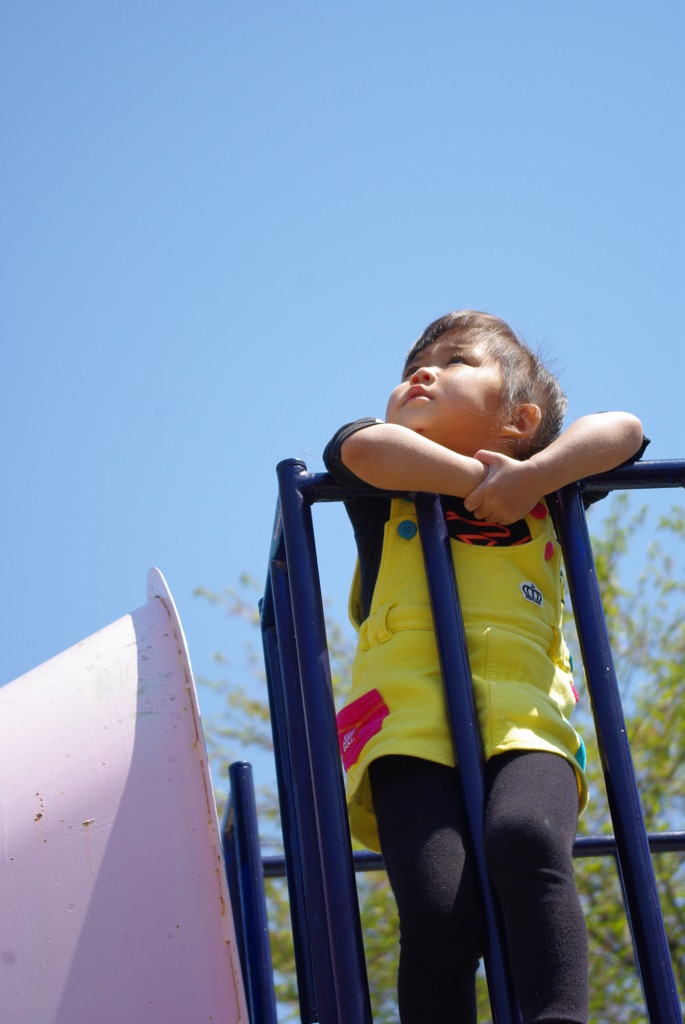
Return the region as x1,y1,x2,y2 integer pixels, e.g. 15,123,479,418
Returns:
405,384,430,402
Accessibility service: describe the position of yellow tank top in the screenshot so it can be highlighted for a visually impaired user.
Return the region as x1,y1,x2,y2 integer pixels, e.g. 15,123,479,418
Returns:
337,496,587,852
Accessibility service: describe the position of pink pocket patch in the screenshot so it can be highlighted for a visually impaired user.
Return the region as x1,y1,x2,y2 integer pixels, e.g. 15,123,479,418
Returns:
337,689,390,771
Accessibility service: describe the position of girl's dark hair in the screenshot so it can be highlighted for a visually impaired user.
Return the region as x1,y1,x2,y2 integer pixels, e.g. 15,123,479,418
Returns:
403,310,567,458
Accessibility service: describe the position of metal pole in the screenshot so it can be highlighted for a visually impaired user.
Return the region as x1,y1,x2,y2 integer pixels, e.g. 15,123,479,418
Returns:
551,483,682,1022
276,459,373,1024
260,575,318,1022
228,762,279,1024
415,492,521,1024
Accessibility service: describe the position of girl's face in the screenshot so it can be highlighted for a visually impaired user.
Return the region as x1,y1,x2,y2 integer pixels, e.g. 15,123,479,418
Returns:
385,331,508,456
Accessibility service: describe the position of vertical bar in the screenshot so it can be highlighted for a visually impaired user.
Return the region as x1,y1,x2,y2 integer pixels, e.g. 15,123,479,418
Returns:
415,493,521,1024
551,483,681,1022
228,762,279,1024
221,800,249,993
276,458,373,1024
262,565,319,1022
268,556,340,1022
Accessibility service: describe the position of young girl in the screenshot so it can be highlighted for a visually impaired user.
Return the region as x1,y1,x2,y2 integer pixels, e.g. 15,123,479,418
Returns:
323,311,645,1024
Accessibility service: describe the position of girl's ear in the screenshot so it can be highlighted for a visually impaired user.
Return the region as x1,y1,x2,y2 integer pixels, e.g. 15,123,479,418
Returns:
500,403,542,441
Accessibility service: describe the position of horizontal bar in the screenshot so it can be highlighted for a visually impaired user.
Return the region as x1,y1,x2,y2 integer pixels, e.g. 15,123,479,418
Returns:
261,832,685,878
275,459,685,509
580,459,685,494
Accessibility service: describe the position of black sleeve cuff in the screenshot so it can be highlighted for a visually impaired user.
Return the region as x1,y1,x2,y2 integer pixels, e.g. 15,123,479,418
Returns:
322,418,383,488
582,435,650,508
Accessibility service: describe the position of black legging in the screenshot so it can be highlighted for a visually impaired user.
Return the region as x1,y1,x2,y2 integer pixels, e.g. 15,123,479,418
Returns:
369,751,589,1024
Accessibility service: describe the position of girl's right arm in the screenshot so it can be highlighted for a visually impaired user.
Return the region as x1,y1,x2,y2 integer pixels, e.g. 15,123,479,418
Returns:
340,421,488,496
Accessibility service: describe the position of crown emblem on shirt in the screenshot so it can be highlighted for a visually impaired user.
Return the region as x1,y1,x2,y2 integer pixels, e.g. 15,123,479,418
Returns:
519,581,543,606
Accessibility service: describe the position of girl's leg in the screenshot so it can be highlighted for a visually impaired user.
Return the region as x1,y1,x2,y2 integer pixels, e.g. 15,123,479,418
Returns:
484,751,589,1024
369,756,483,1024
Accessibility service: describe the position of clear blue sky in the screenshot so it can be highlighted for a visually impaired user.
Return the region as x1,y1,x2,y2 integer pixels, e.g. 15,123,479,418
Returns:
2,4,684,787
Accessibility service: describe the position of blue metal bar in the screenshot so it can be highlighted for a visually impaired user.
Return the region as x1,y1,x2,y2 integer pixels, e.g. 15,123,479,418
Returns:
221,800,249,992
266,563,337,1024
572,832,685,858
260,576,318,1023
579,458,685,494
550,482,682,1023
267,553,328,1020
226,762,279,1024
275,458,373,1024
259,830,685,878
414,492,521,1023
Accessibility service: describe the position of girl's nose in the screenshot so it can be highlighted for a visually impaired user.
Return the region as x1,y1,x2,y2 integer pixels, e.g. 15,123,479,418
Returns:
411,367,435,384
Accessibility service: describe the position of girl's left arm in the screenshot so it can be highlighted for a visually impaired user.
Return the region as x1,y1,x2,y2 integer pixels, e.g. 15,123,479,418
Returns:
464,412,644,525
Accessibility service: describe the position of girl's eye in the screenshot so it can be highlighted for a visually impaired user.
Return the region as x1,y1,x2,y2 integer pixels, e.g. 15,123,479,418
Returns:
447,356,464,366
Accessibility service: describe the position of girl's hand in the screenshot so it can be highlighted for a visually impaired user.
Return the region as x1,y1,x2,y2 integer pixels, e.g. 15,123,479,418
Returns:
464,412,644,523
463,451,542,525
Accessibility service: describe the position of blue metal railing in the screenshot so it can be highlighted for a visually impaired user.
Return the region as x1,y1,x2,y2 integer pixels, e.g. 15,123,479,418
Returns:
222,762,279,1024
224,458,685,1023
